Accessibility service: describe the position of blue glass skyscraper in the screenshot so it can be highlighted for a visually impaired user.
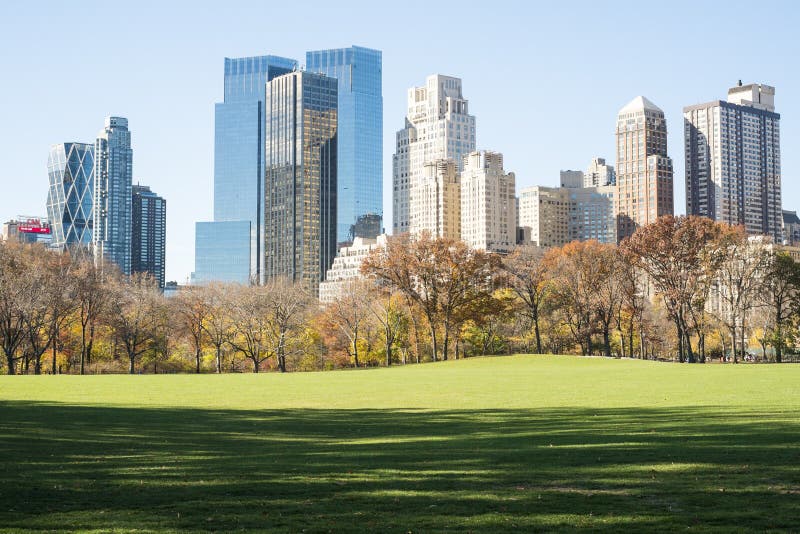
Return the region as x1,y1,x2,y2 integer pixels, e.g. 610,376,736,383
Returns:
194,55,297,284
306,46,382,242
94,116,133,274
46,142,95,249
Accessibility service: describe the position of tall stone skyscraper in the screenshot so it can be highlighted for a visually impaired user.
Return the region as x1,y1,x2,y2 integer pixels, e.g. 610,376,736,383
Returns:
194,55,298,284
684,82,781,242
47,142,95,249
411,159,461,239
132,184,166,288
393,74,476,235
264,71,338,297
460,151,516,252
306,46,383,243
94,116,133,274
614,97,673,241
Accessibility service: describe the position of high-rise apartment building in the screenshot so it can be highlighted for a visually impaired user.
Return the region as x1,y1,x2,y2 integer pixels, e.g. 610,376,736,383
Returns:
615,97,674,241
194,55,298,284
264,70,338,296
132,184,166,288
518,186,570,248
518,175,616,247
94,116,133,274
410,159,461,239
585,157,616,187
684,82,782,242
306,46,383,243
567,185,617,244
47,142,95,249
460,151,516,252
393,74,476,234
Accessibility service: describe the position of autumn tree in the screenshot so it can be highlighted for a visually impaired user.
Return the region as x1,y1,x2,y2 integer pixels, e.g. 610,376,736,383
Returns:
362,232,500,361
73,253,112,374
107,273,160,374
0,241,30,374
173,286,209,373
200,282,237,373
368,290,408,366
263,278,311,373
759,251,800,362
548,241,619,356
501,245,551,354
616,256,647,359
622,216,724,363
714,230,772,362
229,285,275,373
324,280,373,367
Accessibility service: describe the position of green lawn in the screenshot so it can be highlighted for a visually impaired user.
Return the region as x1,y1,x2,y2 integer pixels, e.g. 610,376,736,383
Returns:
1,355,799,532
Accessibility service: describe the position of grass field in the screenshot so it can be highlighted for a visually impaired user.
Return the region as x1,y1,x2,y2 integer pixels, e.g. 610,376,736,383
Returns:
1,355,799,532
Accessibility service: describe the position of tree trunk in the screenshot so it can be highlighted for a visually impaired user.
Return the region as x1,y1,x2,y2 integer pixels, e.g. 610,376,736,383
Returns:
429,322,438,362
684,327,695,363
603,325,611,357
5,354,16,375
129,355,135,374
629,322,636,359
740,321,747,364
353,333,359,368
52,334,58,374
252,358,259,373
385,332,392,367
80,329,87,375
195,348,201,374
639,334,646,361
533,315,542,354
699,333,706,364
215,345,222,373
442,324,450,362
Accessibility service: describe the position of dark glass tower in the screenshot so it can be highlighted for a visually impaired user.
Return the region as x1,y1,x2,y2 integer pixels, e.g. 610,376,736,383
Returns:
132,184,166,288
264,71,337,296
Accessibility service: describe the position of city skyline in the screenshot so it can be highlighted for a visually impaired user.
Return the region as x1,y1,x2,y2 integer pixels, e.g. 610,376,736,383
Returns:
2,1,800,282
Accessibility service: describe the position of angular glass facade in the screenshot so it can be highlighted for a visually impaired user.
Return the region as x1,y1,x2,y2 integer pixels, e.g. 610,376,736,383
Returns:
132,185,166,288
195,55,298,284
265,71,337,297
46,142,95,249
94,116,133,274
306,46,382,242
194,221,252,284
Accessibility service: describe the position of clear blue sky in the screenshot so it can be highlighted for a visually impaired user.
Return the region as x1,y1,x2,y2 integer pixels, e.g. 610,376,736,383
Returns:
2,0,798,282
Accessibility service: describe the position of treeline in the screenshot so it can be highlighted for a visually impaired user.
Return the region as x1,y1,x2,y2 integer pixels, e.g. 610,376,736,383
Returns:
1,215,799,374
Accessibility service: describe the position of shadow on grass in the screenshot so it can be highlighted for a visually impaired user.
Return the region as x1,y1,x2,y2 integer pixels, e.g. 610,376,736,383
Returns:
1,403,799,532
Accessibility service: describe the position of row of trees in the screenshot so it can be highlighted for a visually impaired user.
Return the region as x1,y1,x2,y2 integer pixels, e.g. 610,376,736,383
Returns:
358,216,800,364
1,216,799,374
